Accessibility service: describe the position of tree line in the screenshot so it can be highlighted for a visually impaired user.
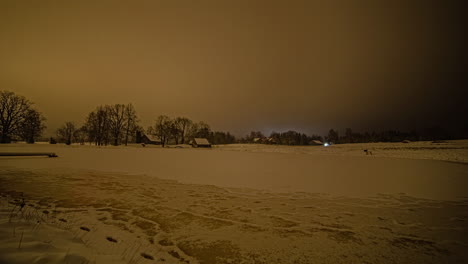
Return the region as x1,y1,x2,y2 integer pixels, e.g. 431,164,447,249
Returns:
146,115,235,147
1,90,465,145
324,127,457,144
55,103,138,146
56,111,236,146
239,130,323,145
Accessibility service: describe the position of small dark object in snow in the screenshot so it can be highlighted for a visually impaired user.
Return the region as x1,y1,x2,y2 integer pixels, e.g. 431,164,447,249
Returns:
141,253,154,260
20,198,25,210
106,236,117,243
80,226,90,232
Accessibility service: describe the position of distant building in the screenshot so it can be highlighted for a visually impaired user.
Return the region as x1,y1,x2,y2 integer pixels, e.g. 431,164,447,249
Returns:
309,140,323,146
266,137,277,144
141,134,161,145
190,138,211,148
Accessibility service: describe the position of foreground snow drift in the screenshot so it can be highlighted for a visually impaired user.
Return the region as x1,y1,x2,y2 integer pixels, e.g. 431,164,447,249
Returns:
1,168,467,264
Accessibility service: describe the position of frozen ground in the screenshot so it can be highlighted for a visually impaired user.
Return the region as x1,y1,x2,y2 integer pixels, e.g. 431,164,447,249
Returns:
0,141,467,263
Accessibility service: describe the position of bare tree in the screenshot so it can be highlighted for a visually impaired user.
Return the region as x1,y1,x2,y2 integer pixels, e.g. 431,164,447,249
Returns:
327,129,339,144
174,117,192,144
150,115,172,147
20,109,46,143
84,106,111,146
56,122,76,145
108,104,126,146
83,104,138,146
189,121,211,139
83,112,97,145
169,121,181,144
124,104,138,145
73,127,87,145
0,91,33,143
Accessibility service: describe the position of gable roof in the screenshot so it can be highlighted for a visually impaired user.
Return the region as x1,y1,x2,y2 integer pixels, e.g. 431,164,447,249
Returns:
143,134,160,142
193,138,210,145
311,140,323,145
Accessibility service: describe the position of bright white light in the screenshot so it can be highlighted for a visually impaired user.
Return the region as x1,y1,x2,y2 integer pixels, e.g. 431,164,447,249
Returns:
324,143,329,147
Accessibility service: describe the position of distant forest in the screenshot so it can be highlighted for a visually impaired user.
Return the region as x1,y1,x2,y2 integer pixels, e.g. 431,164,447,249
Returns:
1,90,466,146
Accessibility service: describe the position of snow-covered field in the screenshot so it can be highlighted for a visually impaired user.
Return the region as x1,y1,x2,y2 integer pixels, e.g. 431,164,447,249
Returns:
219,140,468,164
0,141,467,263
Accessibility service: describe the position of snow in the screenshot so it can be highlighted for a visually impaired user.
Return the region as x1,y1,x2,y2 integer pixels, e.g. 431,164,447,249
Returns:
0,141,467,263
1,141,467,199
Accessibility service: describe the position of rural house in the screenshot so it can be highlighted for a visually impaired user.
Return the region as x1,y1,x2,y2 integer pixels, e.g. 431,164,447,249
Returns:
190,138,211,148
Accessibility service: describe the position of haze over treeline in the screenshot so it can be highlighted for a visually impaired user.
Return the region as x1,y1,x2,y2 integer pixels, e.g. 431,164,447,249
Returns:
1,1,466,138
1,90,466,146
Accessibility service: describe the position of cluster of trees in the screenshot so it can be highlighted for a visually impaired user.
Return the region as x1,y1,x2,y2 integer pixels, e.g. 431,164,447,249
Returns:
325,127,457,144
210,131,236,145
0,91,46,143
269,131,323,145
240,127,460,146
56,104,139,145
240,130,323,145
146,115,235,147
55,112,235,147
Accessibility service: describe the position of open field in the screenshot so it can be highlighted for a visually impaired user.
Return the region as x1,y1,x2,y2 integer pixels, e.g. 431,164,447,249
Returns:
0,141,467,263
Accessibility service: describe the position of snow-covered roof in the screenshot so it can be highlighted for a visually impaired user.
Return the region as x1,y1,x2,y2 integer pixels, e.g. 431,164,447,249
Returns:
144,135,160,142
194,138,210,145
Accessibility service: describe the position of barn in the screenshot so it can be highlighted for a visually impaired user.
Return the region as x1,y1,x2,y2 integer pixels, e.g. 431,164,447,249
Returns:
190,138,211,148
309,140,323,146
141,134,161,145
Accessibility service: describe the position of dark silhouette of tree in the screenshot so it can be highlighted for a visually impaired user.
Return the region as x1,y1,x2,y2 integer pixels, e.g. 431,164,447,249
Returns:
108,104,127,146
189,121,211,139
73,126,87,145
344,128,353,143
169,121,181,144
20,109,46,143
124,104,138,146
174,117,192,144
56,122,76,145
327,129,339,143
84,106,111,146
82,104,139,146
0,91,36,143
209,131,236,144
150,115,172,147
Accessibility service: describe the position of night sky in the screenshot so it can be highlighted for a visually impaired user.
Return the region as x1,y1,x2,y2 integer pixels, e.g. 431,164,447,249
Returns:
1,0,466,137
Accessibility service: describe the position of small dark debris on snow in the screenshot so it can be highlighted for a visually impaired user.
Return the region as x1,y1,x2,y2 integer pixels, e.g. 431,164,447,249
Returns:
106,236,118,243
141,253,154,260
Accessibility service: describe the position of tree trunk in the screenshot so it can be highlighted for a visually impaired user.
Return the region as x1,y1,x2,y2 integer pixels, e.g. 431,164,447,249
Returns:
1,133,10,143
124,126,130,146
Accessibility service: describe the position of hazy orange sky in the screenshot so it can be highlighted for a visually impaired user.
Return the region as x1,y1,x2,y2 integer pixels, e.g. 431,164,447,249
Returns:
1,0,466,136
